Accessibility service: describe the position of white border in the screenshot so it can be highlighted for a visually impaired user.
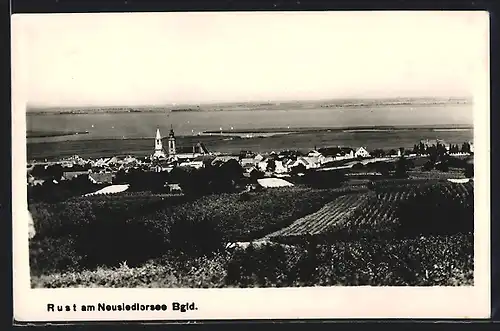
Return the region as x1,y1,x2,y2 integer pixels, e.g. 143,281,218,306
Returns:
12,12,491,321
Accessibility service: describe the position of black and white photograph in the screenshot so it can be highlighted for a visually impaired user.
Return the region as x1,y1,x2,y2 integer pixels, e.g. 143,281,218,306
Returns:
12,11,490,321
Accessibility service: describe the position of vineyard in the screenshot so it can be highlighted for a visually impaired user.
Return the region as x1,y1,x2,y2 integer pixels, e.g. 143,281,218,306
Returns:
264,180,474,243
29,177,475,287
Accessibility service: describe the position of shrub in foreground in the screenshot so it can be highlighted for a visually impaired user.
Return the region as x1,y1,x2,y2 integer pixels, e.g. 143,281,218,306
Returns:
32,233,473,288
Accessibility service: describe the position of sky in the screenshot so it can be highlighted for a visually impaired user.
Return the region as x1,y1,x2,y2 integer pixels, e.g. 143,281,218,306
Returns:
12,11,488,108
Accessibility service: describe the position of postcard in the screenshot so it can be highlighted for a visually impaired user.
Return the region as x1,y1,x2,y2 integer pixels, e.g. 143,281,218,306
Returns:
12,11,491,321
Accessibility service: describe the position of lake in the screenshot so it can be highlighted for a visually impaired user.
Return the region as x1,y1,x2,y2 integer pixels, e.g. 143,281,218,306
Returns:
26,104,474,160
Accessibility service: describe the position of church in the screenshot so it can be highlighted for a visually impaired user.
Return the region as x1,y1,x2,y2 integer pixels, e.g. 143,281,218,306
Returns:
151,127,211,164
152,127,176,160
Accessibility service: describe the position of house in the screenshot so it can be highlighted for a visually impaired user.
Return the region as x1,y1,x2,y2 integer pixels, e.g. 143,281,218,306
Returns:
355,147,370,158
288,157,318,170
316,147,355,162
88,172,114,184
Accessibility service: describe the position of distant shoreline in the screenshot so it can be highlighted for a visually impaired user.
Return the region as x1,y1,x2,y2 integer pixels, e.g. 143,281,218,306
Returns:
26,124,473,143
27,130,90,138
26,98,471,115
201,125,473,135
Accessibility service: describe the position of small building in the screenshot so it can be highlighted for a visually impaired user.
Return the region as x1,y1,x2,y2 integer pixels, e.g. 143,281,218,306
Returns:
289,156,320,170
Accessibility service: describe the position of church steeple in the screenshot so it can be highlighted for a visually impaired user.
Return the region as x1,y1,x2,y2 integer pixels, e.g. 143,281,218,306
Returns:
168,125,176,155
152,128,166,159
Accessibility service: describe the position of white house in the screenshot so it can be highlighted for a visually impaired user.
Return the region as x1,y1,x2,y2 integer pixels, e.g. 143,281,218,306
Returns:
355,147,370,158
288,157,319,170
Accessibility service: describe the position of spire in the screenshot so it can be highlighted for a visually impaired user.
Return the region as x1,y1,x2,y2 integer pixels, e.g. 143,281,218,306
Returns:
156,128,161,140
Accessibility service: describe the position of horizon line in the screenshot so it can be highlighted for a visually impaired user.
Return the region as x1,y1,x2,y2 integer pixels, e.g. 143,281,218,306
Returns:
26,95,473,110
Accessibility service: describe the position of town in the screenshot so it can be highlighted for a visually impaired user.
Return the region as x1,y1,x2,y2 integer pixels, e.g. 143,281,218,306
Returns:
26,127,474,202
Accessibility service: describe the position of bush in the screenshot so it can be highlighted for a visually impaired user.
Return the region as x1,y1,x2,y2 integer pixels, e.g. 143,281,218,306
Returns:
224,233,473,287
32,233,473,288
29,236,82,275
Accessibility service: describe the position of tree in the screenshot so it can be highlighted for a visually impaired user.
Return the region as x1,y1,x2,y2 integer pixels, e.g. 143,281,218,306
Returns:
266,159,276,172
395,156,409,178
351,162,365,171
215,159,244,192
290,163,307,175
371,149,386,158
461,142,471,154
435,161,449,172
427,145,438,164
464,163,474,178
373,161,392,177
418,142,427,154
249,168,265,182
422,161,434,171
412,144,419,155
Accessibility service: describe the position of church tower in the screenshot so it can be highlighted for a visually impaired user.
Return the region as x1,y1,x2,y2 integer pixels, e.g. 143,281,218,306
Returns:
152,128,166,159
168,126,176,156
